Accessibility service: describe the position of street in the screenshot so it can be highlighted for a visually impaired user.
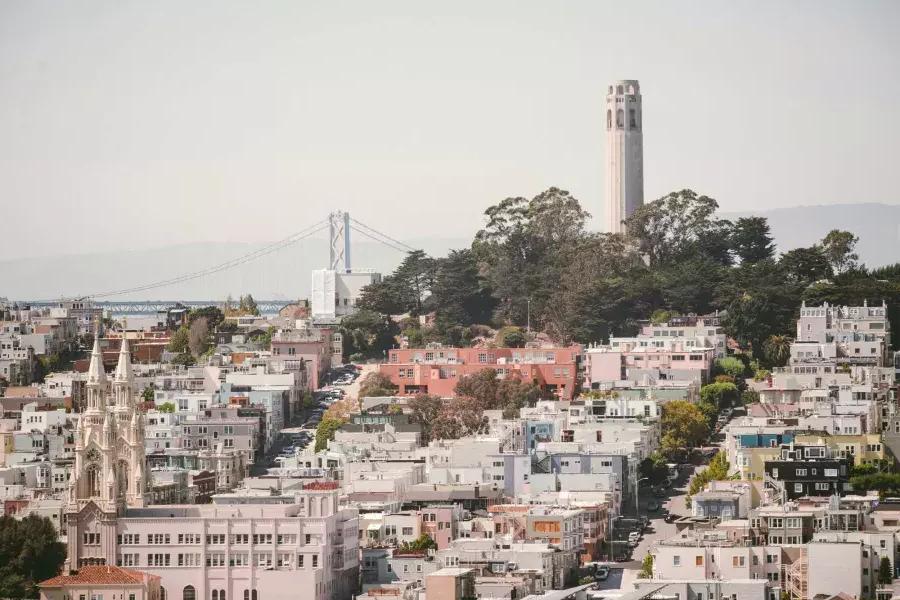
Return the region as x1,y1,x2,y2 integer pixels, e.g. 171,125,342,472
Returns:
613,465,701,589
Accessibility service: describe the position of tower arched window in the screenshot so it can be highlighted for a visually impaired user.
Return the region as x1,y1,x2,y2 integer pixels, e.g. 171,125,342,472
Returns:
606,110,612,129
161,589,167,600
629,109,637,129
251,591,257,600
616,109,624,129
219,590,225,600
212,591,218,600
244,591,249,600
616,85,624,94
183,586,196,600
86,464,100,497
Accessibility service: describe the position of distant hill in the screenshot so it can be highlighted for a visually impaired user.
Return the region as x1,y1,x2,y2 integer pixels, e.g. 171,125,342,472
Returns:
722,203,900,267
1,203,898,301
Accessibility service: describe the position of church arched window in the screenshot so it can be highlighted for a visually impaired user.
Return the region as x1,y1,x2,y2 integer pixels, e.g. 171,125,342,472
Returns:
616,109,624,129
212,591,218,600
244,591,249,600
86,464,100,497
251,591,257,600
183,586,196,600
219,590,225,600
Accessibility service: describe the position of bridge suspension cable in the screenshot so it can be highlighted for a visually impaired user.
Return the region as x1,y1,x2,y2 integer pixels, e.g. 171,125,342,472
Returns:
84,219,329,299
349,218,420,254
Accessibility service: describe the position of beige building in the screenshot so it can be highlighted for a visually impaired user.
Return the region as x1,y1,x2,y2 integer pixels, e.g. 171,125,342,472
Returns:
425,568,475,600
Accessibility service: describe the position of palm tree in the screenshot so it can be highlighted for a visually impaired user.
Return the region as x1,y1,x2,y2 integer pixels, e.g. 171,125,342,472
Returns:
763,334,792,367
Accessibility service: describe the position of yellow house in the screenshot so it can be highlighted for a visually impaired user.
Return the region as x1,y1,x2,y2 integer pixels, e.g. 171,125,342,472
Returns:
735,447,780,480
795,433,886,466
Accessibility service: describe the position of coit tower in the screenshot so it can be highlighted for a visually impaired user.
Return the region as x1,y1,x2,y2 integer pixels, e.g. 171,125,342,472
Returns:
604,79,644,234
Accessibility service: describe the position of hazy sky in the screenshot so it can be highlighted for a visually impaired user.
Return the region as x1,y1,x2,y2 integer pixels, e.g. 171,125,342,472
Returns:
1,0,899,260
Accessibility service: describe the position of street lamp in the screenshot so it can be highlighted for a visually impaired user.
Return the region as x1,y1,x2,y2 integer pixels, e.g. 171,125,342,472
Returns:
635,476,650,517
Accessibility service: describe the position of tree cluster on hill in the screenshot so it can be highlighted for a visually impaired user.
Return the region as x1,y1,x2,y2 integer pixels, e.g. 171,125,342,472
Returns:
0,515,66,598
406,369,541,442
347,187,898,362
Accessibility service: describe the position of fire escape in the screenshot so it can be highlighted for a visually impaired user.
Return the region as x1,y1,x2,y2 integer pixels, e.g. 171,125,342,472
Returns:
786,547,808,600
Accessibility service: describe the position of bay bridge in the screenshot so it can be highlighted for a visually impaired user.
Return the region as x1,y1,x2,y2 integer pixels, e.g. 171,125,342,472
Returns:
19,212,418,315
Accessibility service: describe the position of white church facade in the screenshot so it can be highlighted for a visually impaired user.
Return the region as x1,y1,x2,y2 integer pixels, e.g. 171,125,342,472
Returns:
64,339,360,600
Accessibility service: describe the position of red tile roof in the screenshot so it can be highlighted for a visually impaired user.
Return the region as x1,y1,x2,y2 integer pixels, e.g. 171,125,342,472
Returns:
40,566,157,587
305,481,340,490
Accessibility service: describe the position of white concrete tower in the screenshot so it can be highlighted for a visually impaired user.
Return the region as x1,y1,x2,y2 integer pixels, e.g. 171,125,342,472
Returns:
604,79,644,233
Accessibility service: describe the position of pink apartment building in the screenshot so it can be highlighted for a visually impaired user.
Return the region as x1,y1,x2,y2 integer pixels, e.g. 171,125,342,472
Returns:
380,346,582,400
270,328,336,390
421,505,460,550
584,340,715,388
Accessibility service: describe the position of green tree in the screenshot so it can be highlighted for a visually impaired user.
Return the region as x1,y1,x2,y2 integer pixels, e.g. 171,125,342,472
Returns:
238,294,260,316
357,371,398,398
167,326,190,353
821,229,859,275
639,452,671,485
315,415,348,452
700,382,740,410
879,556,894,585
408,394,445,443
399,533,438,552
496,326,527,348
638,554,654,579
624,189,732,267
686,452,730,507
715,357,745,380
0,515,66,598
660,400,709,459
430,249,495,331
141,385,155,403
158,402,176,413
171,352,195,367
730,217,775,264
340,310,399,361
722,293,793,357
473,188,588,327
779,246,832,283
188,306,225,331
763,334,792,367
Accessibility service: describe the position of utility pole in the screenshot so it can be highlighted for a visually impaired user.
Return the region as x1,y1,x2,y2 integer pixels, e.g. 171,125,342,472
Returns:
526,298,531,334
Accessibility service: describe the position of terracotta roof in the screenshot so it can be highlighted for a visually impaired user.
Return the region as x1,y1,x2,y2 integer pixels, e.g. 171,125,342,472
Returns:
40,566,157,587
305,481,340,490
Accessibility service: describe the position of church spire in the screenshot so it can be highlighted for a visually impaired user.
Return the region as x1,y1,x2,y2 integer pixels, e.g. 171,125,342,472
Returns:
87,336,106,385
114,337,133,383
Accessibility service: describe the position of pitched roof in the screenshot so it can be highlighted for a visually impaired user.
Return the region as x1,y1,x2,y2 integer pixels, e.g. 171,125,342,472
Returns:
40,566,157,587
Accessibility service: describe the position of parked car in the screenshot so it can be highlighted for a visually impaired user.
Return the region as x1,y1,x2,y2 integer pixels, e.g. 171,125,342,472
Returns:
595,565,610,581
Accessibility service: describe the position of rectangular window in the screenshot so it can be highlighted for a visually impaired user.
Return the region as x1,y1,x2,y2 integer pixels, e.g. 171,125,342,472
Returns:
312,554,319,568
695,555,703,566
673,555,681,566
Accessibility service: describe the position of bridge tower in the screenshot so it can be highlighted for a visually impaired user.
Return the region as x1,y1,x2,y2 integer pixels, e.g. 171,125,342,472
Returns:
328,211,351,273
